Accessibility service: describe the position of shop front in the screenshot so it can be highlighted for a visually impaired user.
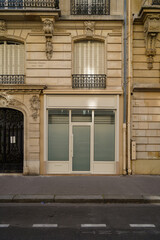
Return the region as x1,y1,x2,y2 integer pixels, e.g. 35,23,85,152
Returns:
44,95,120,174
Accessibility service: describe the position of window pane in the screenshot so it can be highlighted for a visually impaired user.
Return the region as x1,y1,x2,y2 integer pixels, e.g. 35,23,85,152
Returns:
72,109,92,122
48,110,69,161
94,110,115,161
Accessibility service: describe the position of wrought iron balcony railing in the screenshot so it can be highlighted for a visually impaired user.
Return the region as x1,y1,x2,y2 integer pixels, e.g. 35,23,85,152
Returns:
152,0,160,4
0,0,59,9
0,75,25,84
72,74,106,88
142,0,160,6
71,0,110,15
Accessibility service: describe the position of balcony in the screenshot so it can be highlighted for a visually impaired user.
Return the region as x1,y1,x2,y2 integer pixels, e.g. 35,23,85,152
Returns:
142,0,160,6
71,0,110,15
72,74,106,89
0,0,59,9
0,75,25,84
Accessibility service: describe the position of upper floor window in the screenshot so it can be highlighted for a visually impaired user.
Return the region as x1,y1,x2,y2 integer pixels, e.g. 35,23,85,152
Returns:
72,40,106,88
71,0,110,15
0,41,25,84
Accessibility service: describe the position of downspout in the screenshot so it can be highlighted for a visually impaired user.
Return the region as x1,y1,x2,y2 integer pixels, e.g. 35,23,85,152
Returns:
127,0,132,175
123,0,127,175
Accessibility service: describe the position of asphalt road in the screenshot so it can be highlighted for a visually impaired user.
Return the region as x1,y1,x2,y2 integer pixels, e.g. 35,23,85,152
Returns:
0,203,160,240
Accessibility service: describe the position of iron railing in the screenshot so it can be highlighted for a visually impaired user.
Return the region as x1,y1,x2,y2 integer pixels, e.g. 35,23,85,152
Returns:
152,0,160,4
0,75,25,84
0,0,59,9
142,0,160,5
72,74,106,88
71,0,110,15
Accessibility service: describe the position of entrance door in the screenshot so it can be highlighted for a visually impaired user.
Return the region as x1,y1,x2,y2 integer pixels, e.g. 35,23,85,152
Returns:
0,108,24,173
72,125,90,172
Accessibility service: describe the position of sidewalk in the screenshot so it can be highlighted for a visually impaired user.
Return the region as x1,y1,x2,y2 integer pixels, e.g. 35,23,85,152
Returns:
0,175,160,203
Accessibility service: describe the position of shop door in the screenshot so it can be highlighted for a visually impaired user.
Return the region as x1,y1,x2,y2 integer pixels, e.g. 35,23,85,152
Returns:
0,108,23,173
72,125,90,172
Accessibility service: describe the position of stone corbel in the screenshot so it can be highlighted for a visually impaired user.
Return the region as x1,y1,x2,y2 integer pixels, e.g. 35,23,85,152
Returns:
144,15,160,70
29,95,40,120
0,20,6,33
84,21,95,38
41,17,55,60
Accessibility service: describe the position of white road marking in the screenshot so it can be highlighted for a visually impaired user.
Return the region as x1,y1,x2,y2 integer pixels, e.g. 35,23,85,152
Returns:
81,224,107,228
32,224,58,228
0,224,10,228
130,224,156,228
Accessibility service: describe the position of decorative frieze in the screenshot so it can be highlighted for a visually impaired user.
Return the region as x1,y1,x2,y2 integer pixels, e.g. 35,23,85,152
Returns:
0,91,22,107
144,15,160,69
84,21,95,38
41,17,55,60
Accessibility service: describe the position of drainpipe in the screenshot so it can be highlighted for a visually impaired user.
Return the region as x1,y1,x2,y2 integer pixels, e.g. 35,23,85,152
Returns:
127,0,132,175
123,0,127,175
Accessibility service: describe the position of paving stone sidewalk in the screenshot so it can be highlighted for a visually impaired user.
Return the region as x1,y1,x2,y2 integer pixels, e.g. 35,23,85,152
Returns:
0,175,160,203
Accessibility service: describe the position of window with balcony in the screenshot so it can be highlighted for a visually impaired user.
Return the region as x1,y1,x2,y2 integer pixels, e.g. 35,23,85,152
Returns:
73,40,106,88
71,0,110,15
0,41,25,84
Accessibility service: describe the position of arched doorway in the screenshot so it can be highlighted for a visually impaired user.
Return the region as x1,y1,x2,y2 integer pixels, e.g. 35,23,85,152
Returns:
0,108,24,173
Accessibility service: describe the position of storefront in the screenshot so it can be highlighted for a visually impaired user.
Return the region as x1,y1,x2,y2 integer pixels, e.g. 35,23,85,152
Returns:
44,95,120,174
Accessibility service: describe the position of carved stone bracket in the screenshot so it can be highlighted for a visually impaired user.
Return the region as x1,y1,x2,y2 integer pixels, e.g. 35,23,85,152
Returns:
84,21,95,38
29,95,40,120
0,20,6,33
41,17,55,60
144,15,160,70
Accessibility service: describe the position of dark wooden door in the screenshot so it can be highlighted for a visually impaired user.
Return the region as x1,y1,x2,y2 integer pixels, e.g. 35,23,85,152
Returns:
0,108,23,173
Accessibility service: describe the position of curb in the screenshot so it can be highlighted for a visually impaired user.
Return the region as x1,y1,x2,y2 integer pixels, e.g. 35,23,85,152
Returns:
0,194,160,204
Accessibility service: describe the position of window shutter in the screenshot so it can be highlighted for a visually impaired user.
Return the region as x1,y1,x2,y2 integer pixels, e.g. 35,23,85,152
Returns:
18,44,25,75
74,40,105,74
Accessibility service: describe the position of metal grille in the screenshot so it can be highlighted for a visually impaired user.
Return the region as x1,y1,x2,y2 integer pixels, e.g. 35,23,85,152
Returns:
152,0,160,4
71,0,110,15
0,75,25,84
0,0,59,9
72,74,106,88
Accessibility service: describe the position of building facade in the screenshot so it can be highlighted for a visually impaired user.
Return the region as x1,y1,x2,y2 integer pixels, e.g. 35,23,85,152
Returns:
0,0,160,175
131,0,160,174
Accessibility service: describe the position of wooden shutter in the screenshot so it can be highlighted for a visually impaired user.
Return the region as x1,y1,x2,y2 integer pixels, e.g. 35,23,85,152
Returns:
0,44,4,75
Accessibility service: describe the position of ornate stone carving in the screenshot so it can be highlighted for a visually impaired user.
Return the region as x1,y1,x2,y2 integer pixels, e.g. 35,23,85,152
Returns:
41,18,55,60
0,91,22,107
144,15,160,70
0,20,6,32
29,95,40,120
84,21,95,38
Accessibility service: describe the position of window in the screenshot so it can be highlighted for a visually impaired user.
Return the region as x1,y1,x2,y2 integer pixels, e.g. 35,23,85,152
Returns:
71,0,110,15
94,110,115,161
73,40,106,88
48,110,69,161
0,41,24,84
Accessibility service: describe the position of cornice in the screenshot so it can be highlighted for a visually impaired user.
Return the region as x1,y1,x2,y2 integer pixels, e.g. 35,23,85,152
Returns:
0,85,47,94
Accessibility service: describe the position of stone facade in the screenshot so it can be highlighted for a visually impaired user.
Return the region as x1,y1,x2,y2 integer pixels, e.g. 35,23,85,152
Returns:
131,0,160,174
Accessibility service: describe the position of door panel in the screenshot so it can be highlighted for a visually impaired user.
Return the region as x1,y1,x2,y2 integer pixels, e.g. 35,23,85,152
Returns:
0,108,23,173
72,126,90,171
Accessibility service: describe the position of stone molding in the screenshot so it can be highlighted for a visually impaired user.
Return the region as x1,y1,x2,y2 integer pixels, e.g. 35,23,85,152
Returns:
144,14,160,69
41,17,55,60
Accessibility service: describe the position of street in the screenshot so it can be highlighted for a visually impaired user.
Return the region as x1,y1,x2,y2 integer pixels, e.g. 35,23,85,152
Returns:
0,203,160,239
